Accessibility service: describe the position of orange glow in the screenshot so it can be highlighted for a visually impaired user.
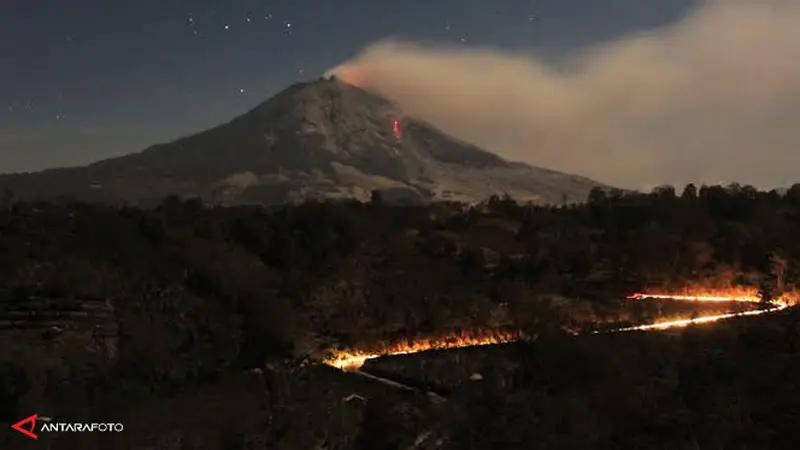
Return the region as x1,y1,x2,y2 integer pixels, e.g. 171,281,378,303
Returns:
628,287,763,303
323,329,524,371
615,288,793,332
610,304,788,332
322,289,795,371
628,287,793,307
329,65,366,87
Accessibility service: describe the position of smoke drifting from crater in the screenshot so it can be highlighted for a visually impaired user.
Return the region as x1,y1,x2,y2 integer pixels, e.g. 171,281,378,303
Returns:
331,0,800,190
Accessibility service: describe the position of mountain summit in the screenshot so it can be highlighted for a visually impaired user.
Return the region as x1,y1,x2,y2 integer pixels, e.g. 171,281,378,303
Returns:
0,77,607,205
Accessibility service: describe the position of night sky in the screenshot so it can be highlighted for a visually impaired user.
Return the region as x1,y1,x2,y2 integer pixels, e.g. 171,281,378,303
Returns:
1,0,696,173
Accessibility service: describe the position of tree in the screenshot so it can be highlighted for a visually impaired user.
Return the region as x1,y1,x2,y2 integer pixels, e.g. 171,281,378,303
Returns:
218,422,245,450
758,278,776,306
769,252,788,295
238,291,295,366
0,187,13,212
161,194,183,214
681,183,698,200
786,183,800,203
183,197,204,215
651,185,676,200
758,252,788,306
488,193,520,218
458,247,486,277
370,189,384,205
0,362,28,423
353,394,408,450
418,233,457,258
587,187,607,204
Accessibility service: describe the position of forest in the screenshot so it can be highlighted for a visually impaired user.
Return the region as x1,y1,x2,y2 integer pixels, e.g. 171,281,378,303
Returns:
1,183,800,448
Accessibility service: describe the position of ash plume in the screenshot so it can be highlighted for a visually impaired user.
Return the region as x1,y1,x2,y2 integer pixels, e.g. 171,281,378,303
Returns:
330,0,800,190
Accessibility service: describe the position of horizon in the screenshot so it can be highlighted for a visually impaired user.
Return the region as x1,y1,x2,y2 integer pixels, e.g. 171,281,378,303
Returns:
1,70,797,195
2,0,798,190
2,2,800,441
2,74,795,194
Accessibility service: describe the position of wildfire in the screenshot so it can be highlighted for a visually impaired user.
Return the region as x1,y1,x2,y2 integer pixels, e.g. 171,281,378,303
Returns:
628,287,794,307
616,288,794,332
323,329,524,371
322,289,796,371
627,287,764,303
611,304,789,332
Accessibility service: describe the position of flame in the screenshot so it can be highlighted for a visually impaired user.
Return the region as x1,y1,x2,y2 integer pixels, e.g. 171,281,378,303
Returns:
615,288,794,332
322,289,796,371
610,304,789,332
628,287,793,307
323,329,524,371
627,286,765,303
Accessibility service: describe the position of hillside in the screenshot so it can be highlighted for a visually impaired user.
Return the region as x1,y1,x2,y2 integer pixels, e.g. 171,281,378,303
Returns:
1,185,800,448
0,78,606,205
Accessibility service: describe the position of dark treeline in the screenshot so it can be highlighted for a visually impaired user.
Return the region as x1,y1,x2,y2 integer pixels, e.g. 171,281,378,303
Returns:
1,183,800,447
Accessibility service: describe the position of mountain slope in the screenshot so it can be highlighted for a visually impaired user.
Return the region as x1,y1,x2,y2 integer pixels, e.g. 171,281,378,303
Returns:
0,77,608,205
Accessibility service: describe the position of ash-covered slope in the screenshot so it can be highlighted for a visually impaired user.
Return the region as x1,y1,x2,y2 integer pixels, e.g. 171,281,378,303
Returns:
0,77,608,205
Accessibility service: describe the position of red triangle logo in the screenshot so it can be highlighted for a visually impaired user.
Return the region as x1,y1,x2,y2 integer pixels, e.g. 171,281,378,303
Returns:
10,414,38,439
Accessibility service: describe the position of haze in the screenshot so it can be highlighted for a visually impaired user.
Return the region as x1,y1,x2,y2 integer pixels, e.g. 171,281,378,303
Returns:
331,0,800,190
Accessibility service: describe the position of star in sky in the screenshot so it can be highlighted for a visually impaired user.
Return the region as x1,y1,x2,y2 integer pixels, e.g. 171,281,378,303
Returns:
0,0,698,174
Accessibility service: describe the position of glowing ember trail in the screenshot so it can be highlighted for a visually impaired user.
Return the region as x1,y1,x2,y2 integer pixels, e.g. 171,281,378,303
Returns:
610,304,789,332
322,289,795,371
628,289,762,303
627,288,794,308
613,289,793,333
323,330,524,371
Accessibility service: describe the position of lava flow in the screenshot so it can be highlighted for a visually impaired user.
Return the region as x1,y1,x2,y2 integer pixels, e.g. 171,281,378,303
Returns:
392,119,401,140
323,330,524,371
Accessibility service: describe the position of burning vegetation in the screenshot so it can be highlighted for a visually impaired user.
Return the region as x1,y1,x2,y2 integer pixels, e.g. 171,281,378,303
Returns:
614,288,794,331
323,287,796,371
324,329,526,371
324,288,793,371
627,286,787,304
3,185,800,448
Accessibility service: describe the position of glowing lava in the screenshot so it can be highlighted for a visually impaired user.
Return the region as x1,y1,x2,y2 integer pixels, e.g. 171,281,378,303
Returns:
323,330,524,371
392,119,401,140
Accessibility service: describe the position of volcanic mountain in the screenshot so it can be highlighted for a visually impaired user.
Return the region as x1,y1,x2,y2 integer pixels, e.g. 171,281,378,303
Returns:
0,77,607,205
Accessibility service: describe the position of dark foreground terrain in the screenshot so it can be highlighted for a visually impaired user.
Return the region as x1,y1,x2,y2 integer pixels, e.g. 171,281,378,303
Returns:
2,183,800,448
3,307,798,449
364,307,800,449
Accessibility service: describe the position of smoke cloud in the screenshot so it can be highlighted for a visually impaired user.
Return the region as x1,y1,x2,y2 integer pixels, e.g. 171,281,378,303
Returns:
331,0,800,190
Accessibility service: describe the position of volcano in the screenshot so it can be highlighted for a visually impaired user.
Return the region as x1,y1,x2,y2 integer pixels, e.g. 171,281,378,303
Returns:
0,77,608,205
